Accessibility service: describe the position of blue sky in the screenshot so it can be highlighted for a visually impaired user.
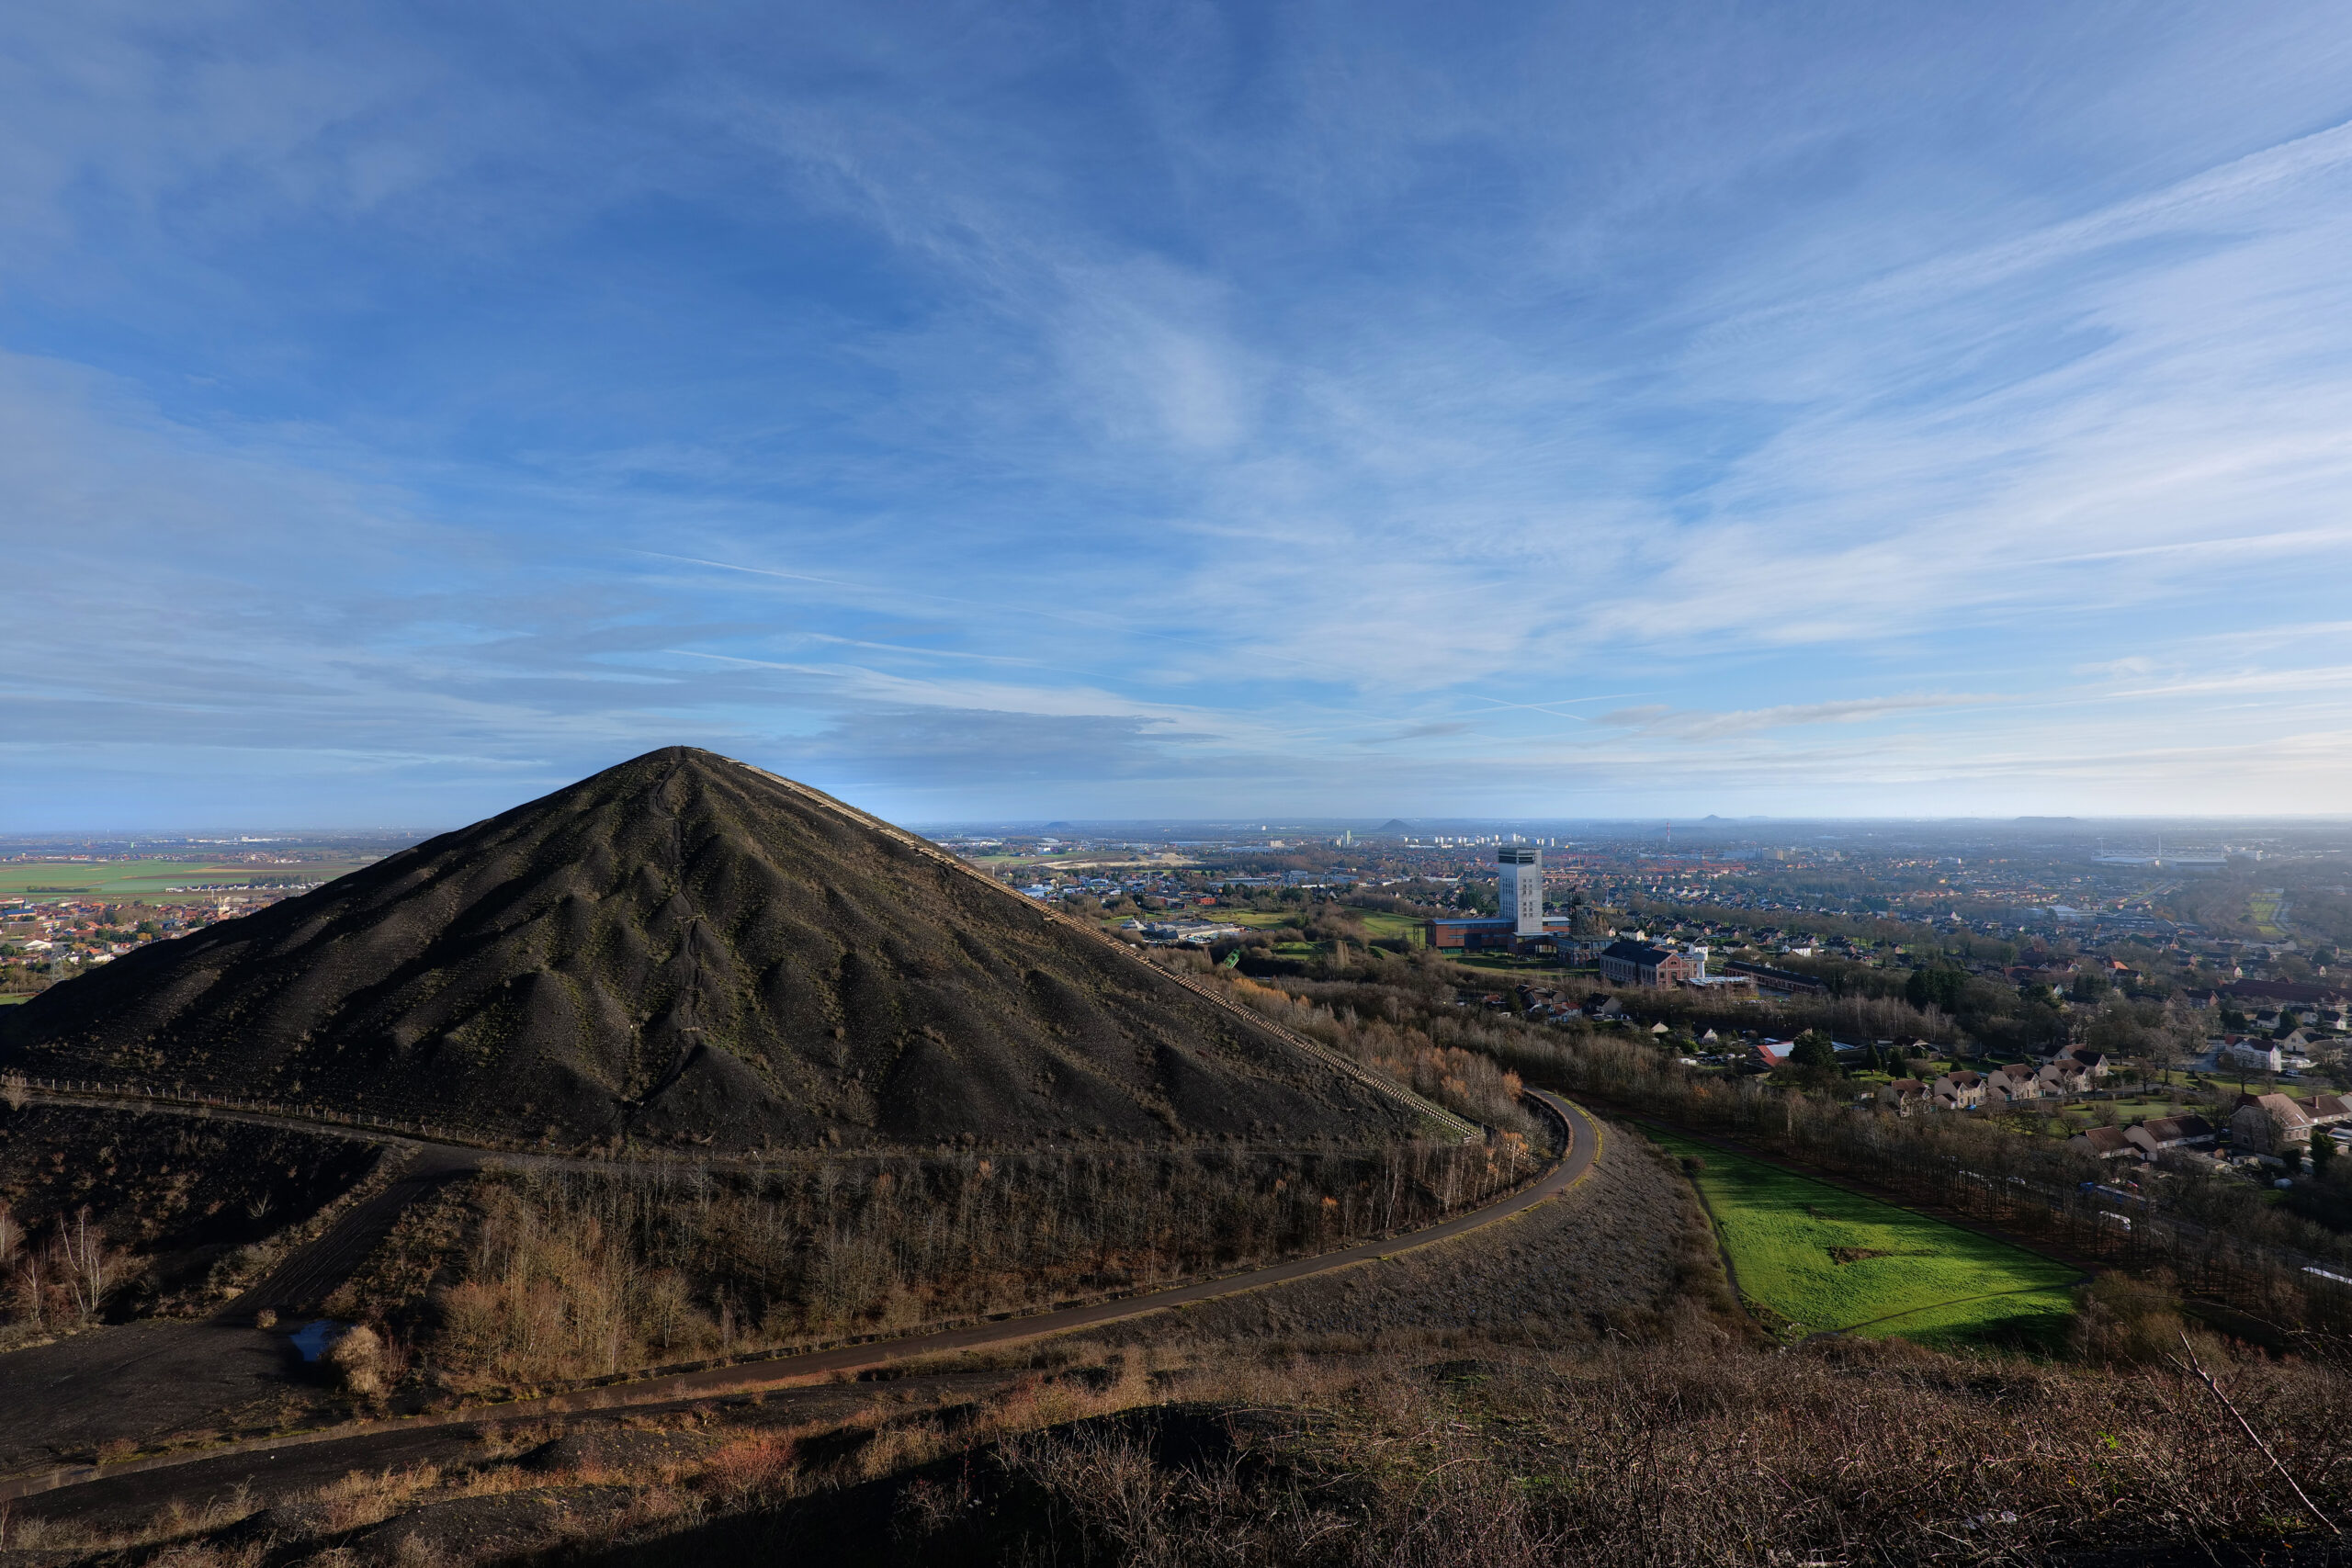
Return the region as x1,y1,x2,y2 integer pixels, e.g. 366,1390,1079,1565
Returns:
6,2,2352,829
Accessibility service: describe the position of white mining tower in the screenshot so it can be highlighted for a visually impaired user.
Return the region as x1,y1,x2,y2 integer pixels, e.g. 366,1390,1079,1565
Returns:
1497,845,1544,937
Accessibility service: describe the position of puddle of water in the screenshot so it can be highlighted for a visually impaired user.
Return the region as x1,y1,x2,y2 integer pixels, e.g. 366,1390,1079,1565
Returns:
289,1319,352,1362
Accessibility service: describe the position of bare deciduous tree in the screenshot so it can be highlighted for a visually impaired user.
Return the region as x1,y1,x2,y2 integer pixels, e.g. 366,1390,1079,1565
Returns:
55,1208,122,1326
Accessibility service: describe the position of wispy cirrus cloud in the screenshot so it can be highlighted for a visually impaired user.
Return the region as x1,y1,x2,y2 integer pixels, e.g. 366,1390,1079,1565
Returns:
6,3,2352,823
1596,694,2000,741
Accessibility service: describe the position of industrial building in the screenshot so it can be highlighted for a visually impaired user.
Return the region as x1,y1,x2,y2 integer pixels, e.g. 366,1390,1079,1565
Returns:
1598,939,1700,987
1424,846,1589,954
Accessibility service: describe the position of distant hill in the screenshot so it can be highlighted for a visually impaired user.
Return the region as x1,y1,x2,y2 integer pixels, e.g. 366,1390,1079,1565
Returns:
1,748,1422,1153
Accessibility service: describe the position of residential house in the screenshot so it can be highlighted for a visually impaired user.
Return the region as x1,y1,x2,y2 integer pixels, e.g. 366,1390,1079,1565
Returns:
2069,1125,2134,1159
1879,1078,1928,1114
2222,1039,2284,1074
2124,1115,2216,1157
1985,1061,2044,1104
1931,1069,1985,1111
2308,1094,2352,1128
2230,1092,2313,1156
2037,1057,2094,1096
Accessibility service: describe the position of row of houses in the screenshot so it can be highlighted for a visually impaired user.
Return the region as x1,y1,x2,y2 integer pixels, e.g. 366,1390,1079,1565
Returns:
2066,1092,2352,1163
2068,1114,2219,1161
2224,1091,2352,1156
1880,1049,2113,1113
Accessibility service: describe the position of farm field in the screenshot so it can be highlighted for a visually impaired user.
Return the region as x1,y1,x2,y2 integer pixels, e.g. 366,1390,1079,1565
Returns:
1648,1129,2080,1349
0,859,373,898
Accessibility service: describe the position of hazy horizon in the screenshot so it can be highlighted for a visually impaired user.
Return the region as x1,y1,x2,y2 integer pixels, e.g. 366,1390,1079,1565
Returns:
6,810,2349,841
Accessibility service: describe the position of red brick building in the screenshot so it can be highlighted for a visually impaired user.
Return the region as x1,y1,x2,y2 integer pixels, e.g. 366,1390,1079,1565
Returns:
1598,939,1697,987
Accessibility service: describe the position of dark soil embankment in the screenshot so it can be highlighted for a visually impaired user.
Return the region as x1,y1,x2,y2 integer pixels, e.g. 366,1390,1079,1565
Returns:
0,1102,386,1316
0,747,1423,1154
0,1320,321,1476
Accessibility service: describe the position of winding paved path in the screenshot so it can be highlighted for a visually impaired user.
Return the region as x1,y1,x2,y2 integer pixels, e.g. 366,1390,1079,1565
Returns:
0,1089,1600,1506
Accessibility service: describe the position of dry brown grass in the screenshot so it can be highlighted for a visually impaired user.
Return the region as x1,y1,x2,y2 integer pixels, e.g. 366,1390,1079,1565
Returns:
842,1336,2352,1566
75,1311,2352,1568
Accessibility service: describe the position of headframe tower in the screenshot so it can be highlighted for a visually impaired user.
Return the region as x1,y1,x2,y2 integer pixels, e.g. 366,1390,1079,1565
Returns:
1497,846,1544,937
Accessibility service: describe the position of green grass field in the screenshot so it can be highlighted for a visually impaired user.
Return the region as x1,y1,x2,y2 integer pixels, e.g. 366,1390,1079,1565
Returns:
2250,892,2287,941
0,858,372,899
1353,910,1424,945
0,994,28,1005
2081,1098,2194,1121
1649,1129,2080,1349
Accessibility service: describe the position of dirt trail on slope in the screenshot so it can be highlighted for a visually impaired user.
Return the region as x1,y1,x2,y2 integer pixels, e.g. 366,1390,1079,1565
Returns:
0,1094,1596,1506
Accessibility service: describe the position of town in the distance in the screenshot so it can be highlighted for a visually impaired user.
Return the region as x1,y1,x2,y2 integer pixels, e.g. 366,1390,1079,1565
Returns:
14,812,2342,1165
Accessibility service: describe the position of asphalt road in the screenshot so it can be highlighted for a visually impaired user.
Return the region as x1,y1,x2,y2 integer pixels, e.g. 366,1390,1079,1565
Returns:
0,1089,1601,1506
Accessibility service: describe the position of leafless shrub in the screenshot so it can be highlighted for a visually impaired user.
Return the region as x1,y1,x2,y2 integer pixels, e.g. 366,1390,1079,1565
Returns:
700,1432,798,1500
402,1136,1524,1388
328,1324,389,1398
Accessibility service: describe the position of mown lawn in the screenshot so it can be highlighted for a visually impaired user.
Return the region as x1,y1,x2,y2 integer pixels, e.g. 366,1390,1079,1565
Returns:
1647,1129,2080,1349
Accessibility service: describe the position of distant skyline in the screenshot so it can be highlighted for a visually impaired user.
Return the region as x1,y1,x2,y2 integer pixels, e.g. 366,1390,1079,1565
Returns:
6,3,2352,829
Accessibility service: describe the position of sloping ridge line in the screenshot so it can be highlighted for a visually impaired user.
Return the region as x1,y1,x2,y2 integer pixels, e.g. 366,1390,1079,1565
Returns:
739,761,1481,1142
0,1089,1593,1506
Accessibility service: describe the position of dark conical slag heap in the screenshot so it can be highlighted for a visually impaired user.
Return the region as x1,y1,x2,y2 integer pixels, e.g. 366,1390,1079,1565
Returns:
0,748,1421,1152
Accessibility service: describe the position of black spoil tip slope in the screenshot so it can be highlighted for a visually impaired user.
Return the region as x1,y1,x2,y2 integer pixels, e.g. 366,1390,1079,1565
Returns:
0,747,1423,1152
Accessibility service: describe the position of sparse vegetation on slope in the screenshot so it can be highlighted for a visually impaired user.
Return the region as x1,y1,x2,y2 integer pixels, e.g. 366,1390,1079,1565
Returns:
330,1136,1540,1391
0,1102,384,1335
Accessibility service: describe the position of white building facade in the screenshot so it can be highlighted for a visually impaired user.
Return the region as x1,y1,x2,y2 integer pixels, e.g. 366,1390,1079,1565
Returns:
1498,846,1544,936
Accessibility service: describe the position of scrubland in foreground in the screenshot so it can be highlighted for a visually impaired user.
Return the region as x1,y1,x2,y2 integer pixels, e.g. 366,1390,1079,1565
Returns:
11,1097,2346,1567
21,1300,2352,1568
330,1136,1542,1393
